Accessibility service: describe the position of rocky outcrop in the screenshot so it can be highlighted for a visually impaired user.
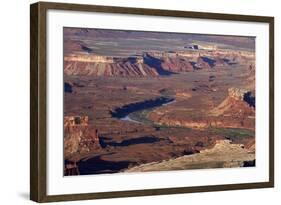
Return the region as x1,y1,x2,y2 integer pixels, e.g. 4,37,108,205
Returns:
64,160,80,176
160,56,194,72
64,116,101,158
146,51,194,72
228,87,248,100
125,140,255,172
197,56,215,69
210,87,255,116
148,87,255,130
246,64,255,89
64,49,252,77
64,54,159,77
194,56,235,69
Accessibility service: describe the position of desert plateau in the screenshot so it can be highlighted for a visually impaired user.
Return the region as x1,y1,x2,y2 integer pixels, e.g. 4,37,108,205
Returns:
63,28,256,176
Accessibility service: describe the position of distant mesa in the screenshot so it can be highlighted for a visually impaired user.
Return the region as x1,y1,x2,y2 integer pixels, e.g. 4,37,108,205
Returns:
143,53,176,76
64,52,170,77
63,48,254,77
64,116,89,127
184,43,217,51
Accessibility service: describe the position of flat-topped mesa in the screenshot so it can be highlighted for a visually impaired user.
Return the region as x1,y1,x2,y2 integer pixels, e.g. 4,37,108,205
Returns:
63,49,254,77
143,52,194,72
146,50,251,71
177,49,254,60
63,53,157,77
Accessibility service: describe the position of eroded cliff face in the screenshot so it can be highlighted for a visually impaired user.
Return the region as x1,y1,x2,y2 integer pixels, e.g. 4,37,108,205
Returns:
164,58,194,71
64,116,101,158
148,87,255,130
210,87,255,116
64,54,159,77
63,50,253,77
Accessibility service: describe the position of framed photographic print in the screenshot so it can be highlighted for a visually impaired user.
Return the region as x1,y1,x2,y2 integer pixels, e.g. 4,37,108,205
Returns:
30,1,274,202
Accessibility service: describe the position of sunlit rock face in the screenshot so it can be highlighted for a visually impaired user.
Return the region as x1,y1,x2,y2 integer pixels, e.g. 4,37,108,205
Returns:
64,54,160,77
228,87,248,100
226,87,255,108
148,87,255,130
64,53,253,77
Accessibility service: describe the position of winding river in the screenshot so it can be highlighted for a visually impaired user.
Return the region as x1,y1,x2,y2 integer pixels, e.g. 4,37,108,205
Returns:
120,115,143,124
111,96,176,124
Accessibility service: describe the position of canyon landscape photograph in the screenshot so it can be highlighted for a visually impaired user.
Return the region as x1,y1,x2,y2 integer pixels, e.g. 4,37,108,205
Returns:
63,27,256,176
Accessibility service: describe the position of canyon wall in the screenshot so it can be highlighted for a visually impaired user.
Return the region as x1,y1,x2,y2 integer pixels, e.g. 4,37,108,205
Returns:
148,87,255,130
64,116,101,158
64,50,253,77
64,53,159,77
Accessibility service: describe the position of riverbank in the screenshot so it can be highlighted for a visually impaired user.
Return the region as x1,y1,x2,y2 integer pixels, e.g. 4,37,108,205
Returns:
111,96,175,119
